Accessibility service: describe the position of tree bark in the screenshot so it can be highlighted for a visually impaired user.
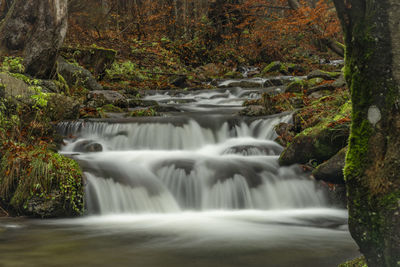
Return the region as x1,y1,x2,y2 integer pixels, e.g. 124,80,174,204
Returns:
0,0,68,78
332,1,400,266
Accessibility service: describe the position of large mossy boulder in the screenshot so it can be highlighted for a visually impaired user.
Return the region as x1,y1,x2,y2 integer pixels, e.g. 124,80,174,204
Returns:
57,57,103,91
313,147,347,184
279,123,349,166
0,150,84,218
60,46,117,79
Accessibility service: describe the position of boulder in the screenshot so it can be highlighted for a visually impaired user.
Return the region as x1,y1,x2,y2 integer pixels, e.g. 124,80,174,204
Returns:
73,140,103,153
239,105,268,116
279,124,349,166
307,70,341,80
57,57,103,91
0,72,32,99
45,94,80,121
87,90,128,108
313,147,347,184
60,46,117,79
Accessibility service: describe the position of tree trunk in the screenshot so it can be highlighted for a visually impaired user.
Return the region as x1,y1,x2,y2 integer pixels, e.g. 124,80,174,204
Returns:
0,0,68,78
332,1,400,266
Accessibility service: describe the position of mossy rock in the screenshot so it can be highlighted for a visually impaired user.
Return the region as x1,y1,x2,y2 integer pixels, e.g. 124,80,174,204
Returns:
45,93,80,121
57,57,103,91
60,45,117,79
307,70,341,80
224,71,241,79
313,146,347,184
0,149,84,218
279,123,349,166
286,79,308,93
262,61,283,74
101,104,124,113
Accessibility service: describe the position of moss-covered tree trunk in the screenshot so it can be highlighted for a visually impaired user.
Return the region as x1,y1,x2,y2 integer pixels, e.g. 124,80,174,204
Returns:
0,0,68,78
333,1,400,266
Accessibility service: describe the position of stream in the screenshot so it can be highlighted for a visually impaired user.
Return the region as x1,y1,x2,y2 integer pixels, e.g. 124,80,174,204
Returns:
0,78,359,266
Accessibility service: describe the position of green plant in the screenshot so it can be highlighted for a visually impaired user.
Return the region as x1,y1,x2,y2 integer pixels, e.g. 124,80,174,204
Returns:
1,57,25,73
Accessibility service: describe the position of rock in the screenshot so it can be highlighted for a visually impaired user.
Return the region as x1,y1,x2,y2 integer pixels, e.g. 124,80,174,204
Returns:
308,77,324,87
74,140,103,153
60,46,117,79
286,79,308,93
39,80,59,93
101,104,124,113
306,83,336,95
57,57,103,91
332,74,347,88
128,99,159,108
45,94,80,121
87,90,128,108
313,147,347,184
170,76,187,88
239,105,267,116
262,61,283,74
0,73,34,106
26,190,67,218
307,70,341,80
264,78,284,87
308,91,329,99
287,63,306,74
279,124,349,166
153,105,181,113
275,123,295,147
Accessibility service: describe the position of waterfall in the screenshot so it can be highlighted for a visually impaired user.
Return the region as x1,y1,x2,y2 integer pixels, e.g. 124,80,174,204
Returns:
59,114,329,215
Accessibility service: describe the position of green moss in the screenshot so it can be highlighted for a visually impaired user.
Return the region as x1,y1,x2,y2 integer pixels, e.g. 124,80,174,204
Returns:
338,257,367,267
102,104,124,113
286,79,308,93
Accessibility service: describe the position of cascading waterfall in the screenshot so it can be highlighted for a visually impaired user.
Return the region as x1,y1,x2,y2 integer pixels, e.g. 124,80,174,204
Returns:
59,114,329,215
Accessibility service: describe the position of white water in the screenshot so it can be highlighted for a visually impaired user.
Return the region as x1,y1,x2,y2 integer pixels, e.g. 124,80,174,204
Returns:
60,113,330,215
